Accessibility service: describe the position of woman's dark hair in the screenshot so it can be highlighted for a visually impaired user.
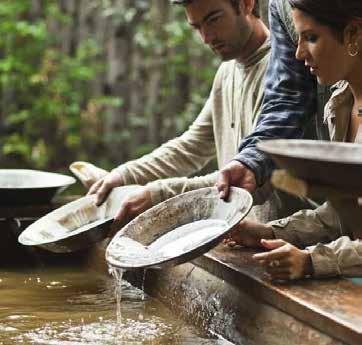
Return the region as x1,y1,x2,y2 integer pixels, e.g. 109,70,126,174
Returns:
288,0,362,42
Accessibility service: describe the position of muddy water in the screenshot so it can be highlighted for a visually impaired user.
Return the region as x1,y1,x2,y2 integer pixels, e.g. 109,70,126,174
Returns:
0,265,232,345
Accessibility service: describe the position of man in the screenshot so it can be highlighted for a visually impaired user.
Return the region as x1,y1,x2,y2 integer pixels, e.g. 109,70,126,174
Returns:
83,0,278,223
216,0,329,198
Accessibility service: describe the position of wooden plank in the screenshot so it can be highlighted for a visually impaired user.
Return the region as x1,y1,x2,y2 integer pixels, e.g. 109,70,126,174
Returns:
97,241,362,344
126,261,347,345
195,246,362,345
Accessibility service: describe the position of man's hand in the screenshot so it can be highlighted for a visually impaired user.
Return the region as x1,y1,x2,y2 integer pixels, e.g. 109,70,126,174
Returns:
253,239,313,281
108,187,153,237
216,160,256,199
224,219,274,248
115,187,152,221
88,170,124,206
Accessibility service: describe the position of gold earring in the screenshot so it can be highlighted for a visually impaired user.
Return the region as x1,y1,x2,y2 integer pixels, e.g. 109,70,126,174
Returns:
348,42,359,57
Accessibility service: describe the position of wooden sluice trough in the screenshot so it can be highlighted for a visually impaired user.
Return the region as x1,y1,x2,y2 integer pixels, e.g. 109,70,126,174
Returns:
1,201,361,345
126,245,362,345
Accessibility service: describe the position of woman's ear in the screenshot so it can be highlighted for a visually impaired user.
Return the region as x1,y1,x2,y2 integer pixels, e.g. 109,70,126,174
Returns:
344,22,362,57
344,22,362,46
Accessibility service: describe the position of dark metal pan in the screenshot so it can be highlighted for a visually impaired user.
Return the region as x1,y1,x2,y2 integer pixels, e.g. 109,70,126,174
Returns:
257,139,362,189
0,169,76,205
18,185,141,253
106,187,253,270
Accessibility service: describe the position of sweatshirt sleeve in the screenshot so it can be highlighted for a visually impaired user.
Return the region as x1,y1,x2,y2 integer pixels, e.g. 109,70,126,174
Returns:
233,0,317,186
306,237,362,278
269,202,342,248
146,171,219,206
114,97,216,186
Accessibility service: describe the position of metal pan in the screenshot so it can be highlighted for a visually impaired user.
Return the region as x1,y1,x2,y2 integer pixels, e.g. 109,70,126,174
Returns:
106,187,253,270
0,169,76,205
257,139,362,189
18,185,141,253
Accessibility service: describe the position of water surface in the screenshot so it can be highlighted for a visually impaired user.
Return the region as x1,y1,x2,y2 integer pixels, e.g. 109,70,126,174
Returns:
0,265,232,345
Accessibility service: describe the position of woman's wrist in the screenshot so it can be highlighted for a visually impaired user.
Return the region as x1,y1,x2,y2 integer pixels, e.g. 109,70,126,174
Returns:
263,224,276,240
302,250,314,277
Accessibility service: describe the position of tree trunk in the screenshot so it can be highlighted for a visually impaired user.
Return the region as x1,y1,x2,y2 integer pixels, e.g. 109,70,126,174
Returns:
146,0,170,146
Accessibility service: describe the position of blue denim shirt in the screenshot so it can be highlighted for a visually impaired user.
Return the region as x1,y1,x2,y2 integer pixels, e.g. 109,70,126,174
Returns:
234,0,318,186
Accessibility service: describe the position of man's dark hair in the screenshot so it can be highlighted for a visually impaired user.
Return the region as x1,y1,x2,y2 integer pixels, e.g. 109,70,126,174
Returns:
288,0,362,42
171,0,260,19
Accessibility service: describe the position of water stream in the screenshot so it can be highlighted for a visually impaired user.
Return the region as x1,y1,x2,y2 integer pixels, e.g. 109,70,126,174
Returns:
108,266,124,337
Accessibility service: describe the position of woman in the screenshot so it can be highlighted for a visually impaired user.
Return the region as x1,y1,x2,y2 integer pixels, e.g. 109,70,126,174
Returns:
226,0,362,280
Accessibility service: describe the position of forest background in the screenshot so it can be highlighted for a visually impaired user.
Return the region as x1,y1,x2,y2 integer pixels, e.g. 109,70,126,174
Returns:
0,0,268,182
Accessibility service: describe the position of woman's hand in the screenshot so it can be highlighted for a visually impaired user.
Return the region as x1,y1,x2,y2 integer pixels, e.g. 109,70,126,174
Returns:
253,239,313,280
224,219,275,248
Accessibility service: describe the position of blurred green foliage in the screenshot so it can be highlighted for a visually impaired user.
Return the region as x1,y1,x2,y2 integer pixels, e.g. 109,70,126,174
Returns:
0,1,217,173
0,0,121,170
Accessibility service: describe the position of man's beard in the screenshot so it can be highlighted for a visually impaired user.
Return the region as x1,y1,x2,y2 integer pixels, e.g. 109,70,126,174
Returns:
211,42,237,61
215,45,238,61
